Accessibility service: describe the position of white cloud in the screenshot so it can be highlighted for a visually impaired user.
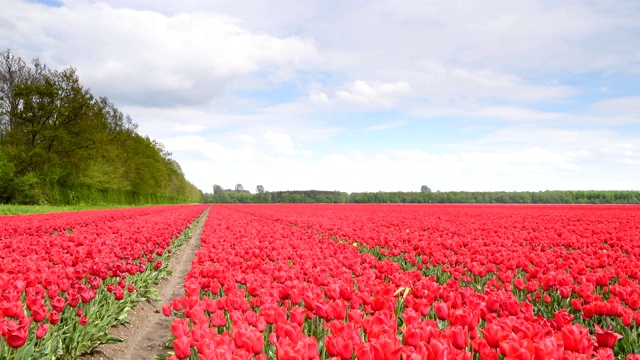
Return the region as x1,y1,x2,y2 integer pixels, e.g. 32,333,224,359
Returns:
589,96,640,119
174,124,205,133
2,0,639,194
364,121,406,131
0,0,318,107
334,80,412,108
159,135,255,163
410,94,640,126
263,131,296,155
409,61,578,105
166,123,640,193
308,90,331,108
237,134,255,143
299,62,578,118
409,104,563,125
310,1,640,76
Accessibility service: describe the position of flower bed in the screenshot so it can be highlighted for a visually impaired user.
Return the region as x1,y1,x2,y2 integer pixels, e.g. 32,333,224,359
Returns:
164,204,640,359
0,204,208,359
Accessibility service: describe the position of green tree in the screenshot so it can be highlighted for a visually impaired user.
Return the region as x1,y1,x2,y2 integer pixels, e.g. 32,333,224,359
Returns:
0,49,202,205
1,50,45,141
3,66,108,203
0,150,14,203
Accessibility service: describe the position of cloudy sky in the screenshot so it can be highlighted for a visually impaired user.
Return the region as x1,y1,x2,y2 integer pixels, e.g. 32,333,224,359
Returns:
1,0,639,193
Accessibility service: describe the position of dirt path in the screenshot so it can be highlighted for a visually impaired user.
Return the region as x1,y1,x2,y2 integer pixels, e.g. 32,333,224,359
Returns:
80,212,207,360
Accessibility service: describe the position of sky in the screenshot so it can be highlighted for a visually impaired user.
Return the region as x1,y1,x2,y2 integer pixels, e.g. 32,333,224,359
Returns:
1,0,639,193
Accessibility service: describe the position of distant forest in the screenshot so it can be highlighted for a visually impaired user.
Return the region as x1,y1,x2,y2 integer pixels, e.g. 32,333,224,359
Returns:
0,50,202,205
205,187,640,204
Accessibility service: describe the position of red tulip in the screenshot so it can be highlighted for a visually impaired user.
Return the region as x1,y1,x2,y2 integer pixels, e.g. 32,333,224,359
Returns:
4,317,31,348
233,326,263,354
499,338,535,359
561,323,594,354
170,318,191,338
114,287,124,301
173,335,192,359
594,324,623,348
36,323,49,339
48,311,60,325
434,301,449,320
403,324,424,347
290,306,306,326
480,323,509,348
325,334,353,360
534,334,563,360
371,333,403,360
30,303,48,323
594,347,615,360
162,303,172,316
426,338,450,360
447,325,468,350
355,342,374,360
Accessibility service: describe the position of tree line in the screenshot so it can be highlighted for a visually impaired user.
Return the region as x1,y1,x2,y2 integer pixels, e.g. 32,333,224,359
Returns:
348,190,640,204
204,188,640,204
205,186,348,204
0,50,202,205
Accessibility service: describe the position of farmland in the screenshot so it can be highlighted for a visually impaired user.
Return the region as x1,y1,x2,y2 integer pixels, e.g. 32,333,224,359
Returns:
166,204,640,359
0,204,208,359
2,204,640,359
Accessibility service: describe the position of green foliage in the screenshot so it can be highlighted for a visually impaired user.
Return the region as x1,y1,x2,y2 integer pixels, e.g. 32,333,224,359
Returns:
0,150,14,202
13,172,47,204
203,189,640,204
348,190,640,204
270,190,348,203
0,49,202,205
0,204,138,215
203,190,349,204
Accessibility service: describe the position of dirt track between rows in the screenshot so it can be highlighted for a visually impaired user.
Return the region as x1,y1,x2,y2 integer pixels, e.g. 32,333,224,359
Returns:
80,212,207,360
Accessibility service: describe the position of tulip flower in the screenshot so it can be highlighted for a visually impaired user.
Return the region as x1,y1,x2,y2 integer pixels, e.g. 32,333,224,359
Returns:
594,324,623,348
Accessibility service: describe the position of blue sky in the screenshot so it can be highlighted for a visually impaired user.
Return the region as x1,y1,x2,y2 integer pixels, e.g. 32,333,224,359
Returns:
1,0,639,193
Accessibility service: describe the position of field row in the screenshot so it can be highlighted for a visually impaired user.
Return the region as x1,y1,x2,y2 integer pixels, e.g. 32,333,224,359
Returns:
164,204,640,359
0,205,208,359
3,204,640,359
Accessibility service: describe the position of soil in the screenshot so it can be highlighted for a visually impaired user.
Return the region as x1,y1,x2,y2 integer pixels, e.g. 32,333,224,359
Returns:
79,212,207,360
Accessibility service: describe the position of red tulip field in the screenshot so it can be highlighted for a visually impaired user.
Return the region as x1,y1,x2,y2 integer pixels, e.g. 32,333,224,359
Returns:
164,204,640,360
3,204,640,359
0,204,208,359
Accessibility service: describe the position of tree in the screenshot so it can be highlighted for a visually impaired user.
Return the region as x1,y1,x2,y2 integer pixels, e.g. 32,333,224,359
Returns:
213,184,223,194
0,150,14,203
2,65,110,203
0,49,45,142
98,96,137,136
256,185,264,194
0,49,202,205
421,185,432,193
235,184,244,191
